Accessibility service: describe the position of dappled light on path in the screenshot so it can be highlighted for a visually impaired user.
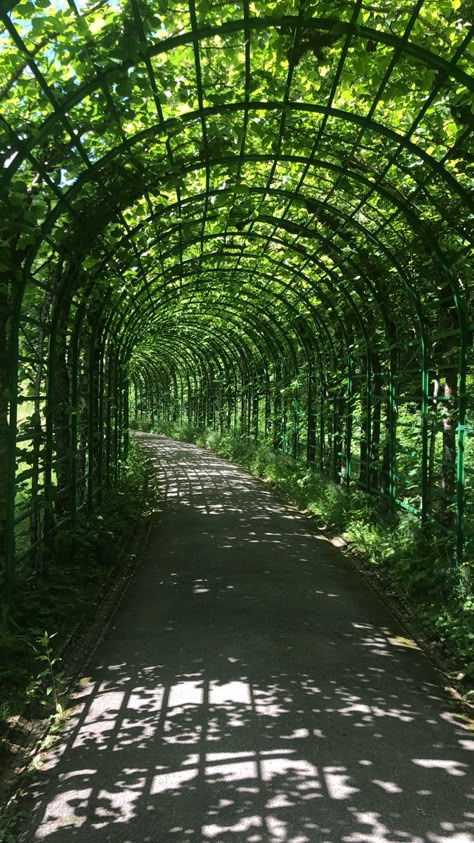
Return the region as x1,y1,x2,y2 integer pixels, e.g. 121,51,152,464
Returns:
17,437,473,843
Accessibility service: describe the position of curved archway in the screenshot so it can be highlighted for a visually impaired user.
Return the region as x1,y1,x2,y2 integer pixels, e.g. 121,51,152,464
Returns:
0,0,472,604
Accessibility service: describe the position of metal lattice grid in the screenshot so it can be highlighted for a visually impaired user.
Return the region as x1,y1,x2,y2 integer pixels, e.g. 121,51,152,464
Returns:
0,0,472,603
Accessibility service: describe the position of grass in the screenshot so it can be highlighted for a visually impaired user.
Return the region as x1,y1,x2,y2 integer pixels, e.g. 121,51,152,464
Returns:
0,440,151,730
151,421,474,693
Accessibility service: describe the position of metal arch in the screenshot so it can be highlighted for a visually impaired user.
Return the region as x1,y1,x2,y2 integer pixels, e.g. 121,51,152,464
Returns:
40,168,443,354
97,249,363,465
16,186,436,520
128,322,253,393
5,6,470,383
110,267,327,379
17,118,471,295
120,290,307,446
72,192,387,437
123,298,268,388
12,118,464,454
130,345,200,426
120,290,295,380
70,170,466,303
129,328,251,430
111,247,426,497
107,234,392,370
1,1,472,599
105,249,308,366
14,89,472,295
115,276,338,459
132,346,198,428
115,286,283,371
119,274,332,421
85,189,395,337
2,16,472,187
103,223,366,347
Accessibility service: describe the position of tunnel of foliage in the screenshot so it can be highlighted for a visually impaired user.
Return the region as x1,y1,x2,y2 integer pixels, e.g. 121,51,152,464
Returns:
0,0,473,627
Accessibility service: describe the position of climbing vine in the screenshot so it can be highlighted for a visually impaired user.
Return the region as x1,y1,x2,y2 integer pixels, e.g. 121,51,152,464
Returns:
0,0,472,637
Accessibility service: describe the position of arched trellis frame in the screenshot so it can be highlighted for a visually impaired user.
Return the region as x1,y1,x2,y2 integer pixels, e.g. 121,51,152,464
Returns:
0,0,472,607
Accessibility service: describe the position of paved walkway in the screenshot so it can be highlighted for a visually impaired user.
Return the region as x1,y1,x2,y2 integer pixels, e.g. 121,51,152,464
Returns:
17,436,473,842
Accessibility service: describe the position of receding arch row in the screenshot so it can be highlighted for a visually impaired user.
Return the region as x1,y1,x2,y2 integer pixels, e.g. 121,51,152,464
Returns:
18,100,472,276
10,90,472,327
88,194,468,522
1,1,472,609
21,147,467,385
25,172,463,389
2,12,472,186
14,162,466,504
75,176,454,304
119,274,415,500
104,229,434,388
13,97,466,454
15,207,462,568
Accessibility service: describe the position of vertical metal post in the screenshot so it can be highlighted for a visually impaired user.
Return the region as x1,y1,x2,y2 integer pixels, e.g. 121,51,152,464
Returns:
306,359,316,464
456,310,468,563
292,386,298,460
105,351,114,488
70,318,81,529
273,365,282,450
117,366,123,468
115,361,122,478
264,372,270,441
365,353,372,492
43,284,64,561
252,377,259,441
345,353,353,488
3,296,20,603
420,337,429,524
96,345,105,499
247,383,252,434
319,380,325,472
387,345,397,509
332,392,339,483
87,336,97,514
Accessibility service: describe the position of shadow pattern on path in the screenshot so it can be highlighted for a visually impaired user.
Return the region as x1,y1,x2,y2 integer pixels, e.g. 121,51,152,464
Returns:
16,435,474,843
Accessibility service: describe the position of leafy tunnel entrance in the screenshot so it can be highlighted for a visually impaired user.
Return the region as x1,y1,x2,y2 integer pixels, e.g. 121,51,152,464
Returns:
0,0,472,622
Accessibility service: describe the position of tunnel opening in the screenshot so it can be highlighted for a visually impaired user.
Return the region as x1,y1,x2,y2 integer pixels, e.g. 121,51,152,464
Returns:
0,0,472,668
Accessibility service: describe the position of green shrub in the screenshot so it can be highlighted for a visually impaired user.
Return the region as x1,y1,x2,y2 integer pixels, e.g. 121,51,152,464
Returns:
151,425,473,684
0,439,150,725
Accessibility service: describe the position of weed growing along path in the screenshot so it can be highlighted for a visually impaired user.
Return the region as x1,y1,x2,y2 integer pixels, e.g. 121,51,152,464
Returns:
15,435,473,842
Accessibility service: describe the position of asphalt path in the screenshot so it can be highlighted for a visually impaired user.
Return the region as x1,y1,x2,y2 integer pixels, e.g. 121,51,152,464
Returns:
17,435,474,842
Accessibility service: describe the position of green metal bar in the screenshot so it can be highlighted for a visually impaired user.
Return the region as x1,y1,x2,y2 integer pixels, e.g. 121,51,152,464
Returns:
4,295,19,604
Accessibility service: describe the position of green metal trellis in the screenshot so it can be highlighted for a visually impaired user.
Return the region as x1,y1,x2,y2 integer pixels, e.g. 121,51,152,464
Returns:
0,0,472,609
